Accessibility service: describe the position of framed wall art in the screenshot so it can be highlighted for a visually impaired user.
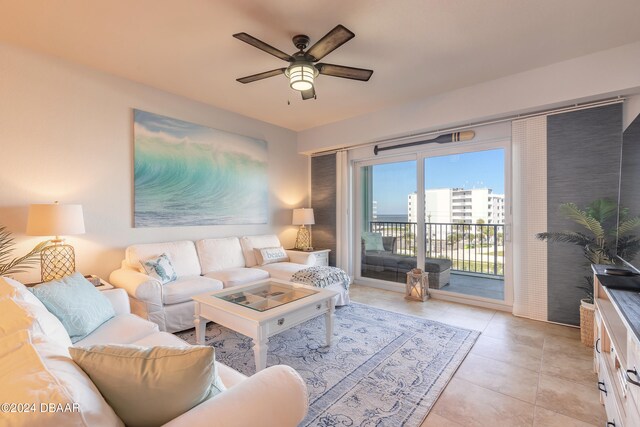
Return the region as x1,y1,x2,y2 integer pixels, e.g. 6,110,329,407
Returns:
133,109,268,227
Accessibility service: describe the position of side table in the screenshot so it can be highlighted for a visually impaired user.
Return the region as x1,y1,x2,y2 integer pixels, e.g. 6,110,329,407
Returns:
287,248,331,266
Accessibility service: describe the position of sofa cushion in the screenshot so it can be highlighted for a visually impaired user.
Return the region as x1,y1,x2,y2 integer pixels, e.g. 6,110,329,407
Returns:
30,273,115,344
126,240,202,277
196,237,246,273
0,329,123,427
240,235,282,267
140,253,177,284
253,262,306,281
162,276,223,305
70,344,221,427
203,267,269,287
74,313,160,347
130,331,188,347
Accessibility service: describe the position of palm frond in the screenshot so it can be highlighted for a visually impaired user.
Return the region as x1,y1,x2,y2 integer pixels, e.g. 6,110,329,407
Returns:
586,199,618,223
619,236,640,260
559,203,605,241
617,217,640,236
536,231,593,246
0,226,49,277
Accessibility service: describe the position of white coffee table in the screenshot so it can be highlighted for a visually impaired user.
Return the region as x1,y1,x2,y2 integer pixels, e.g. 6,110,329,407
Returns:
193,279,337,372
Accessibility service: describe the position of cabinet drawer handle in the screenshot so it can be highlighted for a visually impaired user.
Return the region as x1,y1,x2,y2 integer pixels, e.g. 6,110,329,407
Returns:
598,380,607,396
316,304,321,310
606,422,615,427
277,318,285,326
626,368,640,387
595,338,601,354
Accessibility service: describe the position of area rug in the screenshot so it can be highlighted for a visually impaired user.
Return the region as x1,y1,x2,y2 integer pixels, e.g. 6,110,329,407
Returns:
176,302,479,427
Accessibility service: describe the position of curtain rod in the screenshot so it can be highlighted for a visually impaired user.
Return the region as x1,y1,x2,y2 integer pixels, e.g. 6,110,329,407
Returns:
309,96,625,157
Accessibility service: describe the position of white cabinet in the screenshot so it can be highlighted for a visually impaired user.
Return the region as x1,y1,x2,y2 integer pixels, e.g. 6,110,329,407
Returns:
594,271,640,427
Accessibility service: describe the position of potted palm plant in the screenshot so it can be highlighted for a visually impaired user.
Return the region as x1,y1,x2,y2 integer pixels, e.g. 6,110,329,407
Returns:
536,199,640,346
0,226,49,277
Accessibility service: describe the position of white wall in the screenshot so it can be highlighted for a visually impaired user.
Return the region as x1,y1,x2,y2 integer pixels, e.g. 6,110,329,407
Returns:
624,94,640,130
299,41,640,154
0,43,308,283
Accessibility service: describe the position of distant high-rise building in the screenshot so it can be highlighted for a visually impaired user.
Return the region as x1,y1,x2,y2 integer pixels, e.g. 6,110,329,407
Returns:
408,188,505,224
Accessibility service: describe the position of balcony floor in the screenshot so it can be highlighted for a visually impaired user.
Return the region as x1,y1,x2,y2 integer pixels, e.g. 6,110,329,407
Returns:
444,272,504,301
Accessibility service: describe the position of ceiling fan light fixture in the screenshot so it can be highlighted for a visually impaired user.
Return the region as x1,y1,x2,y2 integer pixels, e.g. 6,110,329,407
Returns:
286,63,316,91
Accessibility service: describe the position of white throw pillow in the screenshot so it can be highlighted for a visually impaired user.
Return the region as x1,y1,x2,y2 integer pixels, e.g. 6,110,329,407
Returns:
254,246,290,266
0,330,88,427
0,298,34,337
140,253,178,284
70,344,222,427
0,284,73,349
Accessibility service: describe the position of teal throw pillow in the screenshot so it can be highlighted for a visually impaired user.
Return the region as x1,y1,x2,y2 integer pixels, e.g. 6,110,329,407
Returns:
29,272,115,343
362,232,385,251
141,253,178,284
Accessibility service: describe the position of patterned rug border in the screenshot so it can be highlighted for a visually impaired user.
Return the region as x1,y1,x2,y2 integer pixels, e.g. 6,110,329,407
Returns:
178,301,480,426
318,301,480,426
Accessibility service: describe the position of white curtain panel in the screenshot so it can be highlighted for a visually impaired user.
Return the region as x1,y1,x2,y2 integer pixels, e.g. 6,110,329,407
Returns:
511,116,548,321
335,150,352,277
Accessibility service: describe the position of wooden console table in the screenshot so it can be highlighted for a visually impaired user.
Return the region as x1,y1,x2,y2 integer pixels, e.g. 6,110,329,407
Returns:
593,264,640,426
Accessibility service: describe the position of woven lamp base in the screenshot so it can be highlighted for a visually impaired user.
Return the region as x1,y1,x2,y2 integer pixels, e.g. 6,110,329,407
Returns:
41,244,76,282
295,226,312,250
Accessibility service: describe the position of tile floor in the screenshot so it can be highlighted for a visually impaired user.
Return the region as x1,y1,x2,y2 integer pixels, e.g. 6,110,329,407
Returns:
348,284,606,427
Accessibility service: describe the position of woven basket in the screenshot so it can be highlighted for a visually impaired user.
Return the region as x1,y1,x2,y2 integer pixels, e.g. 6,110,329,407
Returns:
580,302,595,348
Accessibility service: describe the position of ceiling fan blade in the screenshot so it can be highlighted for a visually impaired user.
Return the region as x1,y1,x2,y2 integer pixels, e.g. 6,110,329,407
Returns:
236,68,286,84
233,33,294,62
316,63,373,81
306,25,355,61
301,87,316,100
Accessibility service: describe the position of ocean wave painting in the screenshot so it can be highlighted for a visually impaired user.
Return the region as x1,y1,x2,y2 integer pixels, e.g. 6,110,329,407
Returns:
134,109,268,227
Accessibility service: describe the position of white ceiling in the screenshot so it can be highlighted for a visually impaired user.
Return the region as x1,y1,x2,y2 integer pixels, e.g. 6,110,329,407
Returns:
2,0,640,131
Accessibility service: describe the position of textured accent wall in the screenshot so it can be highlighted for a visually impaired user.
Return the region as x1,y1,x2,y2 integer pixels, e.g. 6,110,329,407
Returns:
512,116,548,321
547,104,622,325
311,154,337,266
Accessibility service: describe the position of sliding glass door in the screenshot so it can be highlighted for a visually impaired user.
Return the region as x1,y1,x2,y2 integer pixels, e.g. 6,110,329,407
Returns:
359,158,417,283
355,142,511,305
423,149,506,300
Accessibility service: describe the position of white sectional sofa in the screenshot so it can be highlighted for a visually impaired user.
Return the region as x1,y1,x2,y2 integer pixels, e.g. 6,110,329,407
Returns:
0,276,308,427
110,234,350,333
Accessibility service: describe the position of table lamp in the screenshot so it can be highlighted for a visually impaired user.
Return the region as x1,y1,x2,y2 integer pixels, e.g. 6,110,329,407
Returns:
293,208,315,251
27,202,85,282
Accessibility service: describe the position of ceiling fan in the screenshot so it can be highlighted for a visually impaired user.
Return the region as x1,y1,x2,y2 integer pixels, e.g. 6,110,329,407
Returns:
233,25,373,100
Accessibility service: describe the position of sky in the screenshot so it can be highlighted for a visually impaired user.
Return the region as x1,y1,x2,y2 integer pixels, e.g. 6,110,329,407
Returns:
371,149,505,214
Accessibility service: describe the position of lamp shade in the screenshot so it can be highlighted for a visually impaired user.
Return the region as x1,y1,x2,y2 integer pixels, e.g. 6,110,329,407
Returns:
27,203,85,236
292,208,315,226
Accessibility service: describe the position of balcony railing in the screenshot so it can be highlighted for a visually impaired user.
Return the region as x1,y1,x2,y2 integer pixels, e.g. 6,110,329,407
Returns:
368,221,504,276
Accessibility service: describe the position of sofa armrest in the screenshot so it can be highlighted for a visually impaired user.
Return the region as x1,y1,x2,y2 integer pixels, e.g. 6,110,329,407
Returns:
109,267,162,305
101,288,130,315
286,250,316,266
162,365,308,427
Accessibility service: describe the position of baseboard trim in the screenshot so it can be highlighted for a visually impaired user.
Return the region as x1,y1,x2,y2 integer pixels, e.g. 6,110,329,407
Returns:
353,278,513,312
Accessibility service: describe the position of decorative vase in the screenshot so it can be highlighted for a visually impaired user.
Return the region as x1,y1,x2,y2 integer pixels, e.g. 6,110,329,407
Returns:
579,298,595,348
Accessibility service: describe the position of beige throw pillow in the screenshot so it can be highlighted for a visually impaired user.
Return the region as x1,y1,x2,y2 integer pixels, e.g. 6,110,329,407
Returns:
254,246,289,266
69,345,222,427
